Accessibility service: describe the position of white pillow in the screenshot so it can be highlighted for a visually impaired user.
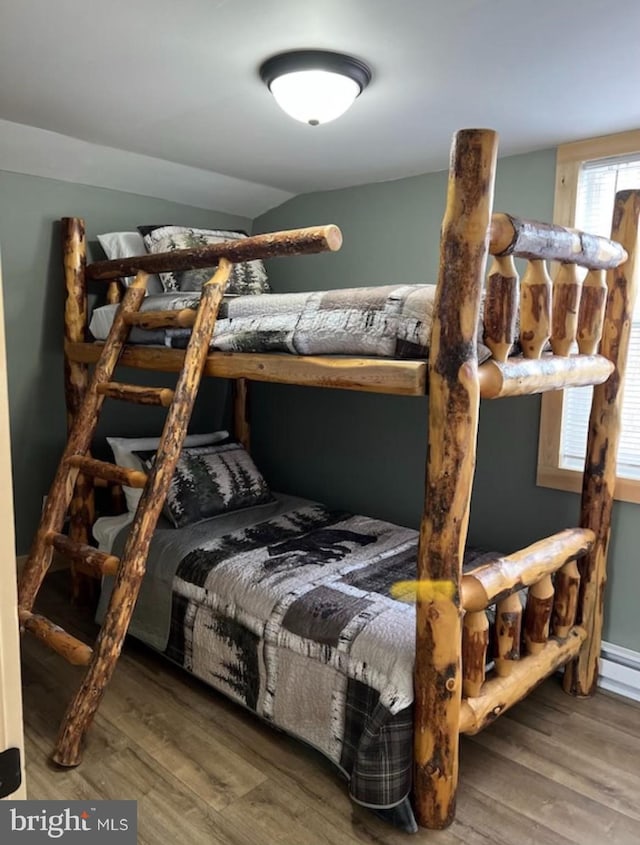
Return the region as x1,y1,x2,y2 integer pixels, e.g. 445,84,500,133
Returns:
96,232,163,294
107,430,229,512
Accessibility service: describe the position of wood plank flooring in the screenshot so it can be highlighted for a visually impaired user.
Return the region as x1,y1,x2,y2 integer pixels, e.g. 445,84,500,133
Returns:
21,575,640,844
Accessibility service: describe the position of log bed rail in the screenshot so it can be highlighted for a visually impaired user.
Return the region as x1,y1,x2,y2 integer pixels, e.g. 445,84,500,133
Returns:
65,209,626,400
65,343,615,399
458,527,592,725
83,214,625,282
51,129,640,831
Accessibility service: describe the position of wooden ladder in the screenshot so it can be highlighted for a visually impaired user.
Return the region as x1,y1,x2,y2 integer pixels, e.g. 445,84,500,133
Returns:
17,258,232,766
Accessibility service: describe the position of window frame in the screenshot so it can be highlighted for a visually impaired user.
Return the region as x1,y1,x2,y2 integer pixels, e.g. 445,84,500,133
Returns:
536,129,640,506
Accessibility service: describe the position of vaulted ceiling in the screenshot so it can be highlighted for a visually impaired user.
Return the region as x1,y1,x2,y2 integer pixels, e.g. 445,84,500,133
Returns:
1,0,639,212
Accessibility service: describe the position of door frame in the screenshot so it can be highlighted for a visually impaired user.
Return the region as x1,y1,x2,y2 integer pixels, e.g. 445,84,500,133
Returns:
0,255,26,799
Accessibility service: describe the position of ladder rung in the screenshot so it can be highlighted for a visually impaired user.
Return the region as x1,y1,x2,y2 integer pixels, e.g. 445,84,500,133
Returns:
47,532,120,577
124,308,197,330
97,382,175,407
67,455,148,488
19,610,93,666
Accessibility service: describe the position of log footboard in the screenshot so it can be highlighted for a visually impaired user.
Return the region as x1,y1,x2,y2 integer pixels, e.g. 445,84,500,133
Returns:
458,527,593,733
460,627,586,734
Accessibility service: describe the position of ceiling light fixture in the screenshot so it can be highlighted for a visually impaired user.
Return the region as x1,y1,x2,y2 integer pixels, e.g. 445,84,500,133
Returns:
260,50,371,126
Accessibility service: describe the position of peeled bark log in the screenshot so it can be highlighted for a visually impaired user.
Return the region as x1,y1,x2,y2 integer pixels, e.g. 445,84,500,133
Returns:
520,260,552,359
494,593,523,678
551,264,581,356
106,280,122,304
414,128,498,830
483,255,519,362
86,225,343,280
62,217,95,603
19,610,92,667
234,378,251,451
565,190,640,697
552,560,581,639
577,269,607,355
461,528,593,612
109,483,127,516
524,574,554,655
67,456,148,488
490,213,627,269
63,218,88,421
48,533,119,578
124,308,197,330
460,627,586,734
65,341,428,396
478,353,613,399
462,611,489,697
96,382,174,407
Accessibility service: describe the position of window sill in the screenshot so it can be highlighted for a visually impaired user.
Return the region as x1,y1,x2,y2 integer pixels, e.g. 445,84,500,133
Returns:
537,463,640,505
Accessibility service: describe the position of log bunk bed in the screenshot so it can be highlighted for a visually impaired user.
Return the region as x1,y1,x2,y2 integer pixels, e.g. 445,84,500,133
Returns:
17,129,639,832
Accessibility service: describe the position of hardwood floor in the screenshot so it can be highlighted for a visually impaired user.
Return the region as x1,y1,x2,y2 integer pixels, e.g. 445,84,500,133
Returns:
21,574,640,844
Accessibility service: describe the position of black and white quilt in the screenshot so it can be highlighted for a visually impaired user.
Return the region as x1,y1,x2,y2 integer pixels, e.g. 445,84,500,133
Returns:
88,284,497,364
98,498,495,832
90,285,437,359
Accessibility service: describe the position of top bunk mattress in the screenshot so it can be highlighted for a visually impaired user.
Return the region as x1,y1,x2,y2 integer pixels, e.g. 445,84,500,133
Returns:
89,284,460,360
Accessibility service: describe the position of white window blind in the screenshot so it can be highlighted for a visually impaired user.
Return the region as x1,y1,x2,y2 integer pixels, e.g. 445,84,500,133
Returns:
559,155,640,480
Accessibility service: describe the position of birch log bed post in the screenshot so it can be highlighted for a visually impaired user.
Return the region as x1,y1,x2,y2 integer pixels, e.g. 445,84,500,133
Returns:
414,128,498,829
564,190,640,697
62,218,96,603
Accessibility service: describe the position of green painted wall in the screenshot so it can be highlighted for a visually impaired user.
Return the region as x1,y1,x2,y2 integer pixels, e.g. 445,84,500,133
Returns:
0,170,247,553
254,149,640,652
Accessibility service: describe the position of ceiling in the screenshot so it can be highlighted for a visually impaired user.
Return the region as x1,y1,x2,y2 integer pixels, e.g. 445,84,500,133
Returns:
1,0,639,209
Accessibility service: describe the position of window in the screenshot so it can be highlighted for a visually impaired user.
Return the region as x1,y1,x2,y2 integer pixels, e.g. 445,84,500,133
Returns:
537,130,640,505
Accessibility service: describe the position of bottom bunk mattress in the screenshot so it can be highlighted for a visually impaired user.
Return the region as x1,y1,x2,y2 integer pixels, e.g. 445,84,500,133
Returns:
95,495,494,833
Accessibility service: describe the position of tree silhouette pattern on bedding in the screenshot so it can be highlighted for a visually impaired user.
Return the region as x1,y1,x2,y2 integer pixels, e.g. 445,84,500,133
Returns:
136,442,274,528
124,501,497,825
140,225,271,296
157,503,421,814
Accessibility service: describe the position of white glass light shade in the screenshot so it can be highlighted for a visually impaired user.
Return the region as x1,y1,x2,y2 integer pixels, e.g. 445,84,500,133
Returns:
269,70,361,125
